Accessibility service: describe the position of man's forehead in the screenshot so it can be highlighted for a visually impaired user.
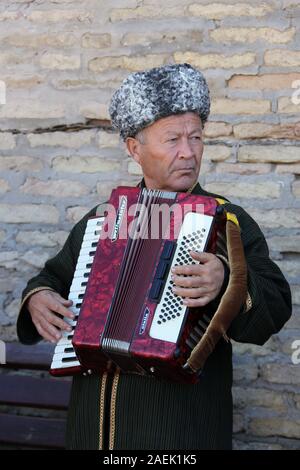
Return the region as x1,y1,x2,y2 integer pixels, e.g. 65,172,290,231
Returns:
155,114,202,134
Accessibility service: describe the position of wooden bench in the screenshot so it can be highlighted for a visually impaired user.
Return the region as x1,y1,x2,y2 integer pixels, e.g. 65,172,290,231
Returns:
0,342,72,449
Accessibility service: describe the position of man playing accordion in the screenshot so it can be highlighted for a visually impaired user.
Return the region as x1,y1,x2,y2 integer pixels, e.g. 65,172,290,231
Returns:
17,64,292,450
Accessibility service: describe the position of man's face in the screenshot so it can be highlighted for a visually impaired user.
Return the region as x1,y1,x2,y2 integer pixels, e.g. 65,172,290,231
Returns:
126,112,204,192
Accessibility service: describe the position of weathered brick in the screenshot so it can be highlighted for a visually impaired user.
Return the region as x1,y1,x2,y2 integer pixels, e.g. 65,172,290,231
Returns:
28,130,93,148
16,231,68,247
203,145,231,162
211,27,295,44
0,133,16,150
97,131,120,148
52,156,120,173
238,145,300,163
248,209,300,229
229,73,300,90
278,97,300,114
3,75,45,89
233,441,283,450
292,181,300,197
291,285,300,305
174,52,256,69
21,251,50,269
88,54,166,72
81,33,111,48
0,204,59,224
188,3,273,19
96,181,121,197
233,122,300,139
233,413,245,433
249,417,300,439
265,49,300,67
5,299,20,319
0,52,35,66
20,178,90,198
28,10,91,23
0,156,42,172
110,6,184,22
204,182,280,199
1,33,77,48
0,11,19,21
203,122,232,138
128,160,143,176
233,363,258,382
260,363,299,385
0,251,19,269
267,236,300,253
276,163,300,174
0,179,10,193
233,386,286,411
79,103,110,120
0,101,65,119
121,30,203,47
40,53,80,70
211,98,271,115
216,163,271,175
66,206,90,223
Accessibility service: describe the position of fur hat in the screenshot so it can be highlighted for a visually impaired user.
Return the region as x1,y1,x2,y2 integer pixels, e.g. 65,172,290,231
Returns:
109,63,210,141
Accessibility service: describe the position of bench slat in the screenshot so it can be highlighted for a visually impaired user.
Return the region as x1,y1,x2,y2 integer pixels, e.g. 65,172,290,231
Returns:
3,342,54,370
0,413,66,448
0,374,71,409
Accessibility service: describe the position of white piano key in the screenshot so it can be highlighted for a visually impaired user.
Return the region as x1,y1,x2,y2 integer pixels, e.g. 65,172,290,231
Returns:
70,277,88,291
54,343,74,354
51,359,80,370
52,351,77,362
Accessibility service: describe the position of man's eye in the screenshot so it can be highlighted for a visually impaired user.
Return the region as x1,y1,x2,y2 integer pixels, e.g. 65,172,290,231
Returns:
168,138,178,142
191,136,201,140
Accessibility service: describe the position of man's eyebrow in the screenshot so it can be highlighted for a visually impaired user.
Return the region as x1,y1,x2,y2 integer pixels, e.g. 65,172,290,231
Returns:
163,128,202,136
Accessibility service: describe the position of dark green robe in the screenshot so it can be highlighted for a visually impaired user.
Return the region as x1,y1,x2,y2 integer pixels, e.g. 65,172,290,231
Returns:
17,183,292,450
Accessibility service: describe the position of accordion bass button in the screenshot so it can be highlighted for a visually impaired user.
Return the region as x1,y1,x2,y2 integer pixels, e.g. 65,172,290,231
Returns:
150,367,155,374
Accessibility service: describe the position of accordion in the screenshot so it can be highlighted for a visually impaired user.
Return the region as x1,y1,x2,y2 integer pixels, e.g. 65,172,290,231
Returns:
50,186,247,383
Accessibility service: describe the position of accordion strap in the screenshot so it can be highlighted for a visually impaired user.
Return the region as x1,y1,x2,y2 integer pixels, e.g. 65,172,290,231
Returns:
185,211,248,373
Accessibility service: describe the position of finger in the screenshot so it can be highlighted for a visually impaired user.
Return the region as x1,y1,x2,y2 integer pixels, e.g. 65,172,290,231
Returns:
172,286,207,299
39,317,63,341
45,297,75,320
182,296,211,308
35,321,58,344
44,310,73,332
171,264,204,276
190,251,214,263
172,275,203,288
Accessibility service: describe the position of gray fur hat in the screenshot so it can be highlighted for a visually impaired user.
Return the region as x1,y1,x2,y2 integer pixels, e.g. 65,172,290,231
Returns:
109,63,210,141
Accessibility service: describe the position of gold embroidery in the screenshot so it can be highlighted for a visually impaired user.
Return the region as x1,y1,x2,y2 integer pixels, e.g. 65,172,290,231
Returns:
245,291,252,312
109,369,120,450
98,372,108,450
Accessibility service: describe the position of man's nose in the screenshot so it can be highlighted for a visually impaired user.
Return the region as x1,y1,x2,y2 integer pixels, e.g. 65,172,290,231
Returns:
177,138,194,159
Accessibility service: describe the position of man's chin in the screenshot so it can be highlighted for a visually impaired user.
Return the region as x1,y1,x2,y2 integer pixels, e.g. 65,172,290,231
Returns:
165,175,198,193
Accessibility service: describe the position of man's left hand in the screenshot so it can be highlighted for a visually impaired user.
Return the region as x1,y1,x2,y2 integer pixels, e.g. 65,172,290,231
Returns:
171,251,225,308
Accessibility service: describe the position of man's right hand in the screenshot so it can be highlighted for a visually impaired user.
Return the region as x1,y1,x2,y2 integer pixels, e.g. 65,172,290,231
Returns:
27,290,75,343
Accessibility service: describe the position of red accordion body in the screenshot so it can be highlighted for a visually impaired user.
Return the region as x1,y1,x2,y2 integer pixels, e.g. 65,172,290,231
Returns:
68,187,226,384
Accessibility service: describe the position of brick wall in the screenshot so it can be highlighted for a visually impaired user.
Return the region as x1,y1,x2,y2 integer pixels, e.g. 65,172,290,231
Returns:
0,0,299,449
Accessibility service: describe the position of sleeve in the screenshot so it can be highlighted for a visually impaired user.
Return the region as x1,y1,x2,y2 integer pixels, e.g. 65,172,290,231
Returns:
17,208,96,345
226,205,292,345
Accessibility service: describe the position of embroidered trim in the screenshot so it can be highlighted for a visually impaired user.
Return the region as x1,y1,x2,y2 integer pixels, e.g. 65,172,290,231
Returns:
99,372,108,450
109,369,120,450
244,291,252,313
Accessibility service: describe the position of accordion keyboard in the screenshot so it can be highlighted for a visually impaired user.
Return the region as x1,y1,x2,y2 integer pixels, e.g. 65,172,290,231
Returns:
50,216,104,373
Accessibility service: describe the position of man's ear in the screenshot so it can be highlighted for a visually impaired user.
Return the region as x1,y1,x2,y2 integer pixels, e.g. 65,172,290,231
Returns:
125,137,141,164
